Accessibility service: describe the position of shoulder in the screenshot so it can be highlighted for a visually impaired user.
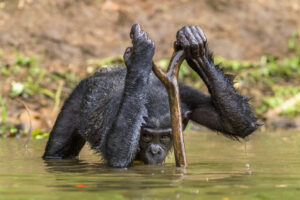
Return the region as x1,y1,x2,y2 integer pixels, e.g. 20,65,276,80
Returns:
89,66,126,81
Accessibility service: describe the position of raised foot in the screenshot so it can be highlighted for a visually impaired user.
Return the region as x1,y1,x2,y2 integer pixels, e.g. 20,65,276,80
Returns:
124,24,155,72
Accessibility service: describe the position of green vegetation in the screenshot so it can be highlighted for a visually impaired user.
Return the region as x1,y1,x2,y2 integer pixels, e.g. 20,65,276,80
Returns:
216,30,300,117
0,96,22,137
0,53,77,138
7,55,54,98
32,129,50,140
0,95,7,124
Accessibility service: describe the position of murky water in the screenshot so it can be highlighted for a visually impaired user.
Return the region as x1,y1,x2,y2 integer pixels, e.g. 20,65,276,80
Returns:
1,130,300,200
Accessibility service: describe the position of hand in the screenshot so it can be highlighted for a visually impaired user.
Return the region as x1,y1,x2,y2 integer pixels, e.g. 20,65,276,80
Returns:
124,24,155,73
174,26,207,59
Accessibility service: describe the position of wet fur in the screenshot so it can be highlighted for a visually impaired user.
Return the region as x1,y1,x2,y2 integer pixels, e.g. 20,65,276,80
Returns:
43,25,258,167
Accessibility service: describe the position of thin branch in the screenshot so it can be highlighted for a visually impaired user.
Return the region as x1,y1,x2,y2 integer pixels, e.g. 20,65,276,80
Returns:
16,98,32,152
152,50,187,168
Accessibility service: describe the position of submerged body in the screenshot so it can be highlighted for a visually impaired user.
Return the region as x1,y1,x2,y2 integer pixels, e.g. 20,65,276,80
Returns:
43,25,258,167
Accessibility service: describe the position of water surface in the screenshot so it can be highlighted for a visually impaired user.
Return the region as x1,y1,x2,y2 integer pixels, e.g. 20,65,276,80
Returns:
1,130,300,200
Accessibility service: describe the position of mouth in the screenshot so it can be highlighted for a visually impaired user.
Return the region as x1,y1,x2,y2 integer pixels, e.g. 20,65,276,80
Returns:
143,155,165,165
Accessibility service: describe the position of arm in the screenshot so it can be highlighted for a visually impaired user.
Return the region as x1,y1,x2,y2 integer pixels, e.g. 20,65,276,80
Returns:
176,26,258,138
104,24,155,167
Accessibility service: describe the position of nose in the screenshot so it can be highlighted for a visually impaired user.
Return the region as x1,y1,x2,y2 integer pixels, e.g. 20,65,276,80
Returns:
150,145,162,155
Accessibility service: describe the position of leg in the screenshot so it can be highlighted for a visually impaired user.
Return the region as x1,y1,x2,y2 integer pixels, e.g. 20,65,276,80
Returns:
43,81,86,159
103,24,155,167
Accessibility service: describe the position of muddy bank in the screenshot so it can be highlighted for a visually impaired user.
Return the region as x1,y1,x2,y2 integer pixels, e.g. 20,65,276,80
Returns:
0,0,299,66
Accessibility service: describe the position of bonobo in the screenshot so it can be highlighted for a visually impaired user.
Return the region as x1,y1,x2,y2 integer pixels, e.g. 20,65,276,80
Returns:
43,24,258,167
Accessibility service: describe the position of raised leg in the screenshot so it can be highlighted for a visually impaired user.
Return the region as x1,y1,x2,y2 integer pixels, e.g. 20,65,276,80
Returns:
103,24,155,167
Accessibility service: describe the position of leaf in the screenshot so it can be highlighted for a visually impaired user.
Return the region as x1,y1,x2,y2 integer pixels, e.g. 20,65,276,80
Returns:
10,81,25,97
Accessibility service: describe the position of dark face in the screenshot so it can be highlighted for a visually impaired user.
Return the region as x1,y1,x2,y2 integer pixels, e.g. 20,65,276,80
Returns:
136,127,173,165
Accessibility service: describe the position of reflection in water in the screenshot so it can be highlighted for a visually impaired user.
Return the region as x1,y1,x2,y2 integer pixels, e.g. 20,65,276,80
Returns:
44,159,105,173
1,130,300,199
44,159,187,192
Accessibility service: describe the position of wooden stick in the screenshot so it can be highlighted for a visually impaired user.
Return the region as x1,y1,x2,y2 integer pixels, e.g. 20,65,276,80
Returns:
152,50,187,168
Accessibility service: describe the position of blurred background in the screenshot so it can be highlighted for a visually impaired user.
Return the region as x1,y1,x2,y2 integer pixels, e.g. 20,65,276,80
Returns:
0,0,299,138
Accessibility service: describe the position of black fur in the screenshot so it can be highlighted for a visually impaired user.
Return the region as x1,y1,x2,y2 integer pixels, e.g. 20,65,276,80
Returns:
43,25,258,167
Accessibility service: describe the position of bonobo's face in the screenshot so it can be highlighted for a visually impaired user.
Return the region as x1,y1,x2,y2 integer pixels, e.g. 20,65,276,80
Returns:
136,127,173,165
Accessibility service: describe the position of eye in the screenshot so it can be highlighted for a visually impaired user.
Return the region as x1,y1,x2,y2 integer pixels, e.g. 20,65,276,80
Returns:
160,135,170,144
141,133,152,143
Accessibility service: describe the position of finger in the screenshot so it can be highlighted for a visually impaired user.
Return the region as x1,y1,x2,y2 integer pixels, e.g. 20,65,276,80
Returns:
173,41,182,51
176,28,184,41
130,24,141,40
184,27,199,57
191,26,202,44
137,31,147,43
147,37,154,48
130,24,138,39
151,41,155,48
191,26,204,56
143,31,149,40
196,26,207,46
196,27,207,55
133,30,146,48
179,33,192,58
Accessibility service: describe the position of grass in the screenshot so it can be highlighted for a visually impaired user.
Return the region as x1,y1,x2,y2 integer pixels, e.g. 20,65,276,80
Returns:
0,95,7,124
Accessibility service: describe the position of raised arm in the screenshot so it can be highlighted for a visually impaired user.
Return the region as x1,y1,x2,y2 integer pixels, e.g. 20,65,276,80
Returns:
176,26,258,138
104,24,155,167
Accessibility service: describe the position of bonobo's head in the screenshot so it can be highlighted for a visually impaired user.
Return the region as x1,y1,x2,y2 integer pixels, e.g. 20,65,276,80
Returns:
136,127,173,165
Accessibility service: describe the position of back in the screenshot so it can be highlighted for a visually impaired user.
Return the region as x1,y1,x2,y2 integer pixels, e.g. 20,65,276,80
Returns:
79,66,191,151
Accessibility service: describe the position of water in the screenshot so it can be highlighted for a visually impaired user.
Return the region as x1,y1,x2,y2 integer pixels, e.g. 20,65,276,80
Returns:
1,130,300,200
